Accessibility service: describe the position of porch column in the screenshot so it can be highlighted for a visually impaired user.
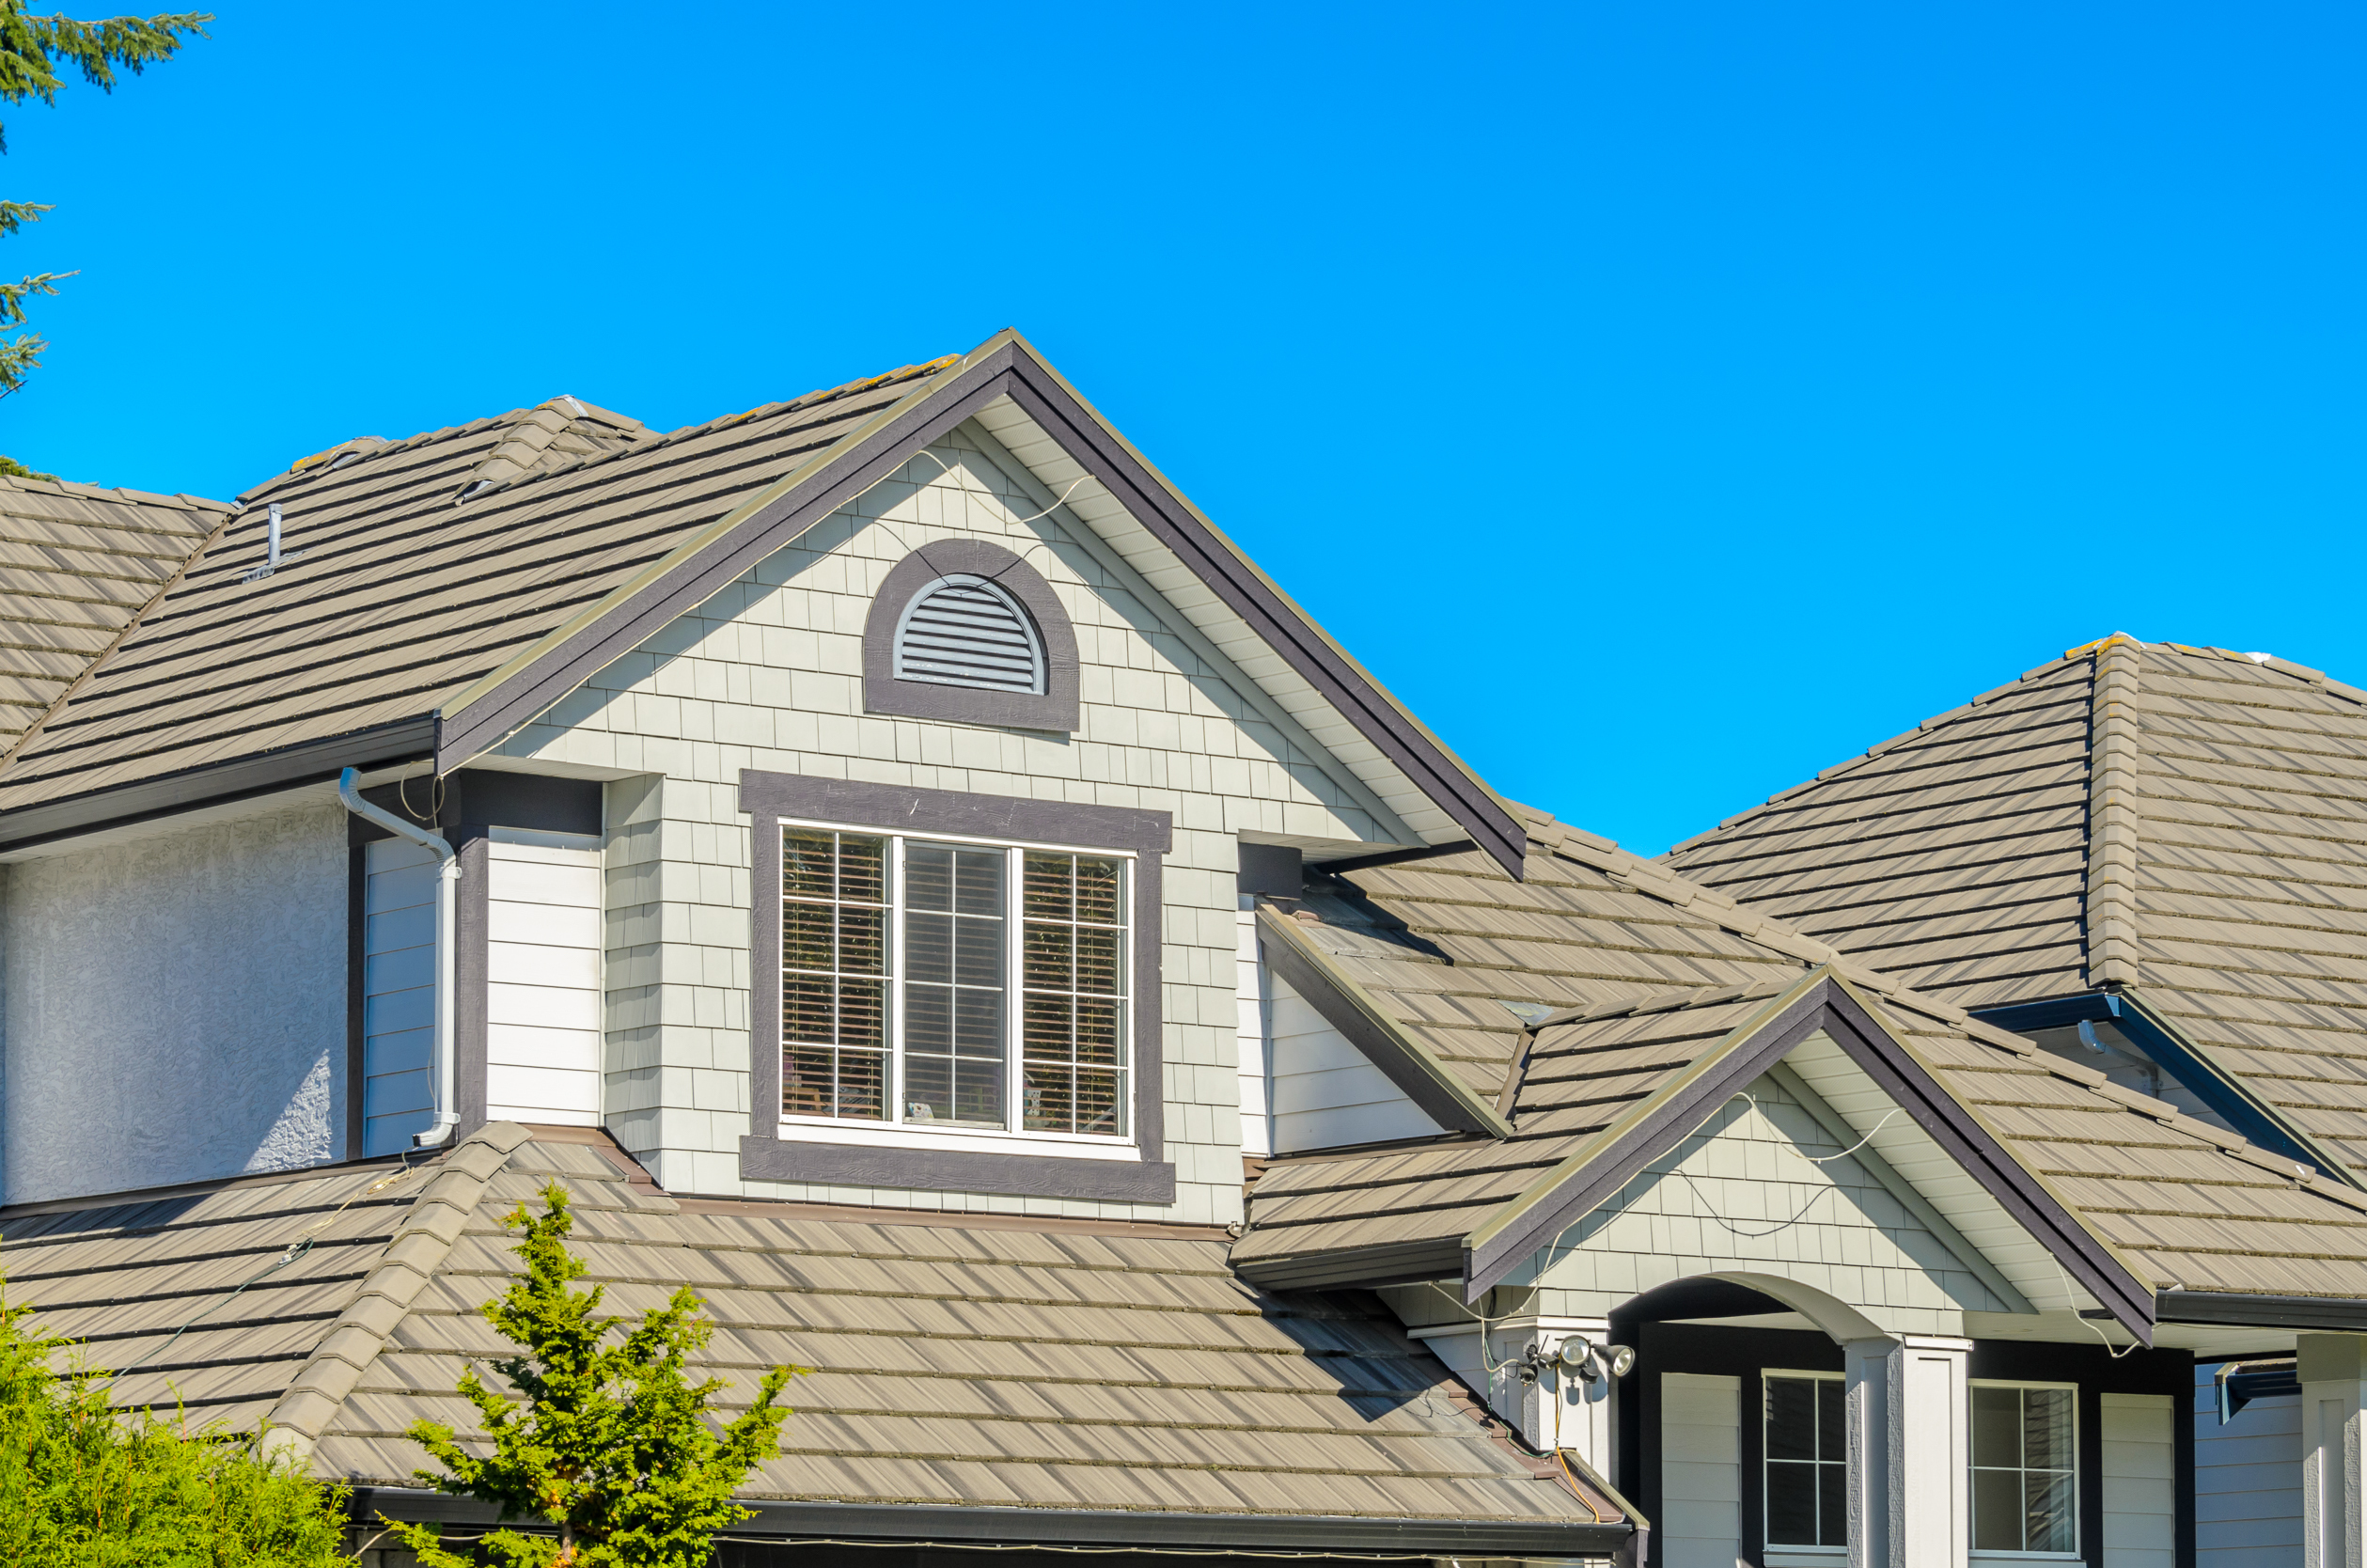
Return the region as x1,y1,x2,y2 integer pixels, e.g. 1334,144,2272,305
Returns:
1844,1334,1971,1568
2299,1334,2367,1568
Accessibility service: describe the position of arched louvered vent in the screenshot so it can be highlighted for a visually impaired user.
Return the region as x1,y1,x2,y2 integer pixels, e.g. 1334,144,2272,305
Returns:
892,573,1046,694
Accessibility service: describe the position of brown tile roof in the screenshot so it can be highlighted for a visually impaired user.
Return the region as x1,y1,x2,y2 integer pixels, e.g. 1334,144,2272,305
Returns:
1239,814,2367,1311
0,1125,1626,1541
1664,635,2367,1180
0,364,954,814
0,477,232,764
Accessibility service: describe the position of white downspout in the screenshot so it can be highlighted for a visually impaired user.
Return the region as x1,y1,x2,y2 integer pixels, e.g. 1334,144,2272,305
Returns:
338,766,461,1149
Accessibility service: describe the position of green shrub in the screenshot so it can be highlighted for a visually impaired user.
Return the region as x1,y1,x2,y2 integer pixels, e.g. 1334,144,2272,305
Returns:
0,1280,355,1567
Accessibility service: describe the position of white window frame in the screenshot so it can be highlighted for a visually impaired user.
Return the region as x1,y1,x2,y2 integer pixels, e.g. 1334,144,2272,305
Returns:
1763,1368,1850,1563
776,816,1136,1157
1967,1378,2081,1563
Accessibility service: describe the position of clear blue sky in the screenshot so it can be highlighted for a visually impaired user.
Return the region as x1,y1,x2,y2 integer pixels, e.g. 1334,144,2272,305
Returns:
6,3,2360,854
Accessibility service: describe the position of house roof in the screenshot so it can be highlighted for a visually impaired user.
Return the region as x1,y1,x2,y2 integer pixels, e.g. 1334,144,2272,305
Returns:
0,1124,1629,1554
1232,814,2367,1331
1662,635,2367,1181
0,332,1525,873
0,367,942,824
0,476,232,765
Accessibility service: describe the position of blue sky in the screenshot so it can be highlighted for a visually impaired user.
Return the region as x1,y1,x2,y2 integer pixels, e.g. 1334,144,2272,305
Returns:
4,3,2359,854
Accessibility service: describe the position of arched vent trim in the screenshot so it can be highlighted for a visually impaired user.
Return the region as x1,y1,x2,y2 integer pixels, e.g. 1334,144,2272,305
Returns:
892,573,1046,694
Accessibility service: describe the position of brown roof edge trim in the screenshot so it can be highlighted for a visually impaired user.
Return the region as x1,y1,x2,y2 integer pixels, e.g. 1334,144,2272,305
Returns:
433,331,1525,879
669,1192,1232,1242
992,355,1523,878
2155,1290,2367,1333
1814,981,2155,1340
1231,1234,1467,1294
1256,907,1512,1139
353,1488,1633,1556
0,713,437,852
1461,974,2157,1342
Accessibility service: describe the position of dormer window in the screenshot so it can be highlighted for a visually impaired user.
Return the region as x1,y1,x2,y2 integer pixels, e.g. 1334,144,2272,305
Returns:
862,541,1078,730
893,574,1046,694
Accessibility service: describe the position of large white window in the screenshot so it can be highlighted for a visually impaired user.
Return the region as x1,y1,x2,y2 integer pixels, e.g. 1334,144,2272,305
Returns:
1970,1382,2078,1557
777,823,1130,1142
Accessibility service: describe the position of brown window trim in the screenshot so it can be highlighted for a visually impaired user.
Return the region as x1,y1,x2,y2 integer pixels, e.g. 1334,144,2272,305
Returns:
738,769,1173,1203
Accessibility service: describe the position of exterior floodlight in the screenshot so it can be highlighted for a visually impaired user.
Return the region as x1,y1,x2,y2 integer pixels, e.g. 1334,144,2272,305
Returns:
1606,1344,1637,1378
1555,1335,1594,1372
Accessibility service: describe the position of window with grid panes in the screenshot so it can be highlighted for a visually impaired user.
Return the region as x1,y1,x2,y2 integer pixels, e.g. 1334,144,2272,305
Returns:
1971,1384,2077,1555
1764,1372,1846,1549
778,824,1129,1140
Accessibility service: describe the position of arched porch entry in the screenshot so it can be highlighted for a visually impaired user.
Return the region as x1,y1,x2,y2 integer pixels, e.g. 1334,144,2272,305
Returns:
1591,1271,1967,1568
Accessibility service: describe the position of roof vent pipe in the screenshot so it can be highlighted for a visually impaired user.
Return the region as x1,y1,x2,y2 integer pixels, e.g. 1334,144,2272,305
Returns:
337,766,461,1149
266,503,284,569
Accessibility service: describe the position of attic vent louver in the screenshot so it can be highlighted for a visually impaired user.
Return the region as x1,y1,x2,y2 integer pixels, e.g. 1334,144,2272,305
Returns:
892,573,1045,694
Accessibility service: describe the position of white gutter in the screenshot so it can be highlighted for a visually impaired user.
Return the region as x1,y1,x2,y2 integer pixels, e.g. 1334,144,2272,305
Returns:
338,766,461,1149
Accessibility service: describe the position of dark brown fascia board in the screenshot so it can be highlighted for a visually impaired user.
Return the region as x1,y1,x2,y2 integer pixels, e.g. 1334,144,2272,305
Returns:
433,330,1527,879
1459,971,2159,1342
2155,1290,2367,1333
1231,1234,1468,1293
1255,906,1512,1139
351,1487,1633,1557
0,714,437,853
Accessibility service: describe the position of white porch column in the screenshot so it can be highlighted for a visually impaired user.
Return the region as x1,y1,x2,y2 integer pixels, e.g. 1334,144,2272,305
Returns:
2299,1334,2367,1568
1844,1334,1971,1568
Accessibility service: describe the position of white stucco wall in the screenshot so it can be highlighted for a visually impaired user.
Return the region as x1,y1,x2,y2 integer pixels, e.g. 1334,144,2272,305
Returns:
496,423,1405,1223
1,802,346,1202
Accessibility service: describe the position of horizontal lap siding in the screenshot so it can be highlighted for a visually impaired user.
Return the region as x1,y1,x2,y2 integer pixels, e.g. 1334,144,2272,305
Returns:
2102,1392,2176,1568
1661,1372,1742,1568
363,839,437,1154
2195,1367,2299,1568
484,840,603,1126
1267,969,1441,1154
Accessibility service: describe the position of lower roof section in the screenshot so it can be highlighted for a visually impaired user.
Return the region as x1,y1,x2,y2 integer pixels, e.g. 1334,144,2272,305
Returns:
8,1123,1625,1550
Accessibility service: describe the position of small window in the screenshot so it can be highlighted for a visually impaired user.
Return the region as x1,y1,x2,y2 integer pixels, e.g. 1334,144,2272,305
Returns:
1971,1384,2077,1555
1764,1372,1846,1549
780,823,1130,1141
893,574,1045,694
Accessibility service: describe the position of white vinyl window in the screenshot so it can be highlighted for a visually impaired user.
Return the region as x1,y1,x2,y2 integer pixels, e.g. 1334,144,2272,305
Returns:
1970,1382,2078,1557
1764,1372,1847,1552
779,823,1129,1141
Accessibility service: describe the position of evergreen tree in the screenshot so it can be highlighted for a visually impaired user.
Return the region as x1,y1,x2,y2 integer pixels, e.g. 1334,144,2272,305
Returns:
0,2,209,477
391,1184,799,1568
0,1274,356,1566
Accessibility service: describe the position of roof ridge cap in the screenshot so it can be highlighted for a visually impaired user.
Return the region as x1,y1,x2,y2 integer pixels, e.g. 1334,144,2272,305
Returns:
259,1120,535,1465
2086,637,2144,988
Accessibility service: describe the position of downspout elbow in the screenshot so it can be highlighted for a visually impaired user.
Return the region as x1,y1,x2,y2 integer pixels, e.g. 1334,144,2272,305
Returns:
337,767,462,1150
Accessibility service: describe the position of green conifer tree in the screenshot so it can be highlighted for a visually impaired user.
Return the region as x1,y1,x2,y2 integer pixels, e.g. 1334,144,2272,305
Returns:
0,1,209,478
390,1184,799,1568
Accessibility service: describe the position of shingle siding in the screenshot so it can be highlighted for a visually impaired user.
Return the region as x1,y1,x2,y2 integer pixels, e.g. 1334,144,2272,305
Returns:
497,431,1393,1223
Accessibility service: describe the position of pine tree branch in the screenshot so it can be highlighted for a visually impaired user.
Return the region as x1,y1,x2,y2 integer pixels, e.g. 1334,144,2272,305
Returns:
0,4,212,153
